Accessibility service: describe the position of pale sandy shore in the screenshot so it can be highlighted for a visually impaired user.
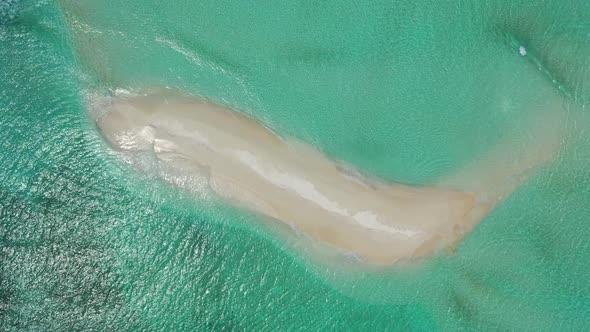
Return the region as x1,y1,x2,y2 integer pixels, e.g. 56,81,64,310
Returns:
93,89,564,266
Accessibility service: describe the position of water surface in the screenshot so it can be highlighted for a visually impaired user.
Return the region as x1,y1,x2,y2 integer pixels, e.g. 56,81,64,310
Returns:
1,0,589,330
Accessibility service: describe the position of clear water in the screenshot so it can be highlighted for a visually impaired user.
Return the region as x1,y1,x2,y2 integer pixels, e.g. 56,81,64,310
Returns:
1,0,589,330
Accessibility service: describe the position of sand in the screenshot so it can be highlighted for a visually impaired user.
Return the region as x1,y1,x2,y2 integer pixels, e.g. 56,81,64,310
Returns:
94,89,564,265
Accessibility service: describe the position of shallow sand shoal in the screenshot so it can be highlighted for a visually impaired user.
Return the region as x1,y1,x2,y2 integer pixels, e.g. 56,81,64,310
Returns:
94,89,563,265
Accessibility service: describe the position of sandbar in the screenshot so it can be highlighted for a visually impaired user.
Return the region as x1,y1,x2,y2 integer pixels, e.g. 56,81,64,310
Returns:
94,89,563,265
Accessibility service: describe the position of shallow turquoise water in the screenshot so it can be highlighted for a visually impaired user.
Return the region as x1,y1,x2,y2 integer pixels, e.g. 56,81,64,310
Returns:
1,0,590,330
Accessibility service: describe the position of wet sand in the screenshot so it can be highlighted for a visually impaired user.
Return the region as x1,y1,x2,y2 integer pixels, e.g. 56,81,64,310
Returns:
94,89,563,265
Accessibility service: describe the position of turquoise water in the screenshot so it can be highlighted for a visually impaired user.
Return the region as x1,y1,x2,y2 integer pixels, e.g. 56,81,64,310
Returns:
1,0,589,330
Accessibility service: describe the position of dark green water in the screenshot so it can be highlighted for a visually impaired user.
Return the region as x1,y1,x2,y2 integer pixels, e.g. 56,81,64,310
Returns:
1,0,589,330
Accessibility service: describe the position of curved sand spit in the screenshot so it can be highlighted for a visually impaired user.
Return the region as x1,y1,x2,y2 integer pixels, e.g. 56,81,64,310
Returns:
94,89,564,265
